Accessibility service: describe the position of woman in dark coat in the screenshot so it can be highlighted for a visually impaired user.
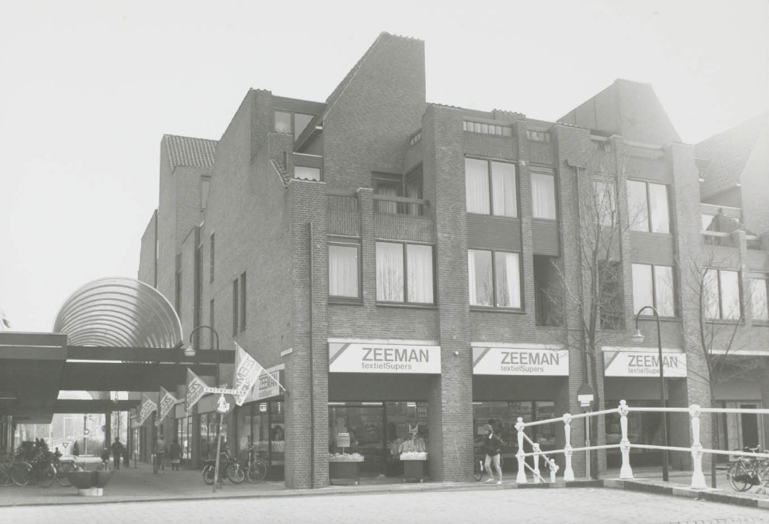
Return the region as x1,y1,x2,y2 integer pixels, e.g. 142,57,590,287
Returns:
169,437,182,471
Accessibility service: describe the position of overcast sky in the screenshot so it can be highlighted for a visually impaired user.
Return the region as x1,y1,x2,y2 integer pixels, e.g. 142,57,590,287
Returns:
1,0,767,333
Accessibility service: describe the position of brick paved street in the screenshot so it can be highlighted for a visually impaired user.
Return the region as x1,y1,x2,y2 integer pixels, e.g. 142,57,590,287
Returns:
2,487,768,524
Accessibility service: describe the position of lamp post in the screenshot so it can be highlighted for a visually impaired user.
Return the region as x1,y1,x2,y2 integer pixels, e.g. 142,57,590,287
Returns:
185,325,221,491
631,305,669,482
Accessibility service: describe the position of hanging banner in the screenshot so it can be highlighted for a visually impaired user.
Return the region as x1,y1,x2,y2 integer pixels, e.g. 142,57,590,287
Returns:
329,342,441,374
156,387,181,426
245,368,284,403
472,346,569,376
233,342,263,406
138,394,157,426
603,350,687,377
185,368,208,412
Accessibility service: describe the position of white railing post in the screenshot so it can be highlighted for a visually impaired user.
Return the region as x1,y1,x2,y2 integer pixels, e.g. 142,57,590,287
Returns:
516,417,527,484
548,458,558,483
618,400,633,479
562,413,574,481
689,404,707,489
532,443,541,483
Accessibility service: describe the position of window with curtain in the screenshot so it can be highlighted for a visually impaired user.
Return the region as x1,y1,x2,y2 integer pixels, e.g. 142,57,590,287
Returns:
750,277,769,320
531,171,556,219
468,249,521,309
329,244,360,298
376,242,433,304
632,263,675,317
703,269,741,320
628,180,671,233
465,158,517,217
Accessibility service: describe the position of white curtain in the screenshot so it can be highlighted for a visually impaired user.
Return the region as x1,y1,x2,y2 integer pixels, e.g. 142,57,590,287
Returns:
376,183,399,214
468,250,493,306
627,180,649,232
531,172,556,219
407,245,433,303
648,183,670,233
751,279,769,320
495,252,521,308
491,162,517,217
329,245,358,297
654,266,675,317
376,242,404,302
632,264,654,316
465,158,490,214
720,270,741,319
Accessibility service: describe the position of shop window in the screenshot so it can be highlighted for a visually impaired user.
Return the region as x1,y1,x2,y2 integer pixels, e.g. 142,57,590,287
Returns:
704,269,741,320
750,276,769,320
606,399,666,467
534,255,562,326
329,243,360,300
593,180,617,227
468,249,521,309
376,242,434,304
465,158,517,217
627,180,671,233
531,171,557,220
632,264,675,318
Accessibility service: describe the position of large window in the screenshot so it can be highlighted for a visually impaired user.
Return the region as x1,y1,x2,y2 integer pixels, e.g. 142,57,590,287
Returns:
274,110,314,140
627,180,670,233
465,158,517,217
468,249,521,309
704,269,741,320
750,277,769,320
632,264,675,317
593,180,617,227
329,244,360,299
531,171,557,219
376,242,434,304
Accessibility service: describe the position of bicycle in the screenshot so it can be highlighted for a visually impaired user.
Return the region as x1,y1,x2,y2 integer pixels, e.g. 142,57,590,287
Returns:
726,446,769,494
0,460,15,487
53,456,80,487
202,450,245,485
11,458,56,488
244,446,269,484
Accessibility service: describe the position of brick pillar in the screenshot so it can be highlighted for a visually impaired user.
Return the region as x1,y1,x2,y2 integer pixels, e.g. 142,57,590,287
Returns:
762,368,769,450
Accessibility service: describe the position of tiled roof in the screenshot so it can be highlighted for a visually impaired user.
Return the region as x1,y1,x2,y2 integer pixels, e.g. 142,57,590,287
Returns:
696,113,767,198
163,135,217,170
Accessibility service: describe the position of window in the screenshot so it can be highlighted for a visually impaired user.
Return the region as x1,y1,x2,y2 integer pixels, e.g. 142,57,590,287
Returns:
274,111,291,134
329,244,360,299
209,299,215,348
703,270,741,320
593,180,617,227
240,272,247,331
750,277,769,320
209,233,215,283
534,255,562,326
175,254,182,314
463,121,512,136
232,278,239,336
468,249,521,309
526,130,550,142
632,264,675,317
294,166,321,181
599,261,624,329
627,180,670,233
274,110,314,140
465,158,517,217
531,171,556,219
376,242,434,304
201,177,211,210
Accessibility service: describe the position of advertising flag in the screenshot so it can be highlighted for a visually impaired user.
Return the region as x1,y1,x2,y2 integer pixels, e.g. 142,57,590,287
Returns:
233,342,263,406
138,394,157,426
156,386,180,425
185,368,208,412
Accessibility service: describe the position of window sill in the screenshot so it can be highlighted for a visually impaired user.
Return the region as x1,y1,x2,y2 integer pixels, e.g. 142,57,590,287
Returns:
705,319,744,325
329,298,363,306
637,315,679,323
751,320,769,326
466,212,520,220
470,306,525,315
375,302,437,310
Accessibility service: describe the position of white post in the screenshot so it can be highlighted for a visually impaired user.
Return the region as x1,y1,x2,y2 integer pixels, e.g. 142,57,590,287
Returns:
549,459,558,483
515,417,527,484
563,413,574,481
618,400,633,479
532,443,541,483
689,404,707,489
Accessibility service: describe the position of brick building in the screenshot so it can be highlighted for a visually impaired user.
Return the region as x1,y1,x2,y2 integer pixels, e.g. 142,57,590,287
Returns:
136,32,769,488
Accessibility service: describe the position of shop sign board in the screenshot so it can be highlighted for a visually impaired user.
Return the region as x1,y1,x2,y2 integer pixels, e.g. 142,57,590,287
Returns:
603,350,687,377
472,346,569,376
337,433,350,448
329,342,441,374
245,369,283,403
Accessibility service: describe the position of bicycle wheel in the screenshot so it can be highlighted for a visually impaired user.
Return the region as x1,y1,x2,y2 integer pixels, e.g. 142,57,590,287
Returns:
37,463,56,488
55,462,77,487
727,461,752,492
0,464,14,487
474,457,484,481
247,461,268,484
202,465,215,485
12,462,32,487
227,463,246,484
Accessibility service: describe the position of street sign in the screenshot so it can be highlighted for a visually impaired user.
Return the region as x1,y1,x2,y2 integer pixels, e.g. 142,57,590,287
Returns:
577,384,595,410
215,394,234,414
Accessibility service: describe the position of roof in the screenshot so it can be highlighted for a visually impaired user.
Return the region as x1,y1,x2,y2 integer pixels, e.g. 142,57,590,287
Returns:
696,113,768,198
163,134,217,170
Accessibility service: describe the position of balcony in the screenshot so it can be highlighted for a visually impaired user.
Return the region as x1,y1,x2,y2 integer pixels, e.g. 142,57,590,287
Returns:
374,195,434,243
701,203,742,248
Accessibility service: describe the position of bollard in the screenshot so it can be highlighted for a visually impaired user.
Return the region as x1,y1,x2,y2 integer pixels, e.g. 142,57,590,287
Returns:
619,400,633,479
515,417,527,484
532,443,541,483
689,404,707,489
562,413,574,481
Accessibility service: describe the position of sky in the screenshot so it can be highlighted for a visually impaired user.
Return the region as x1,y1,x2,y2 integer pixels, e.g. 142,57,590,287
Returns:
0,0,767,333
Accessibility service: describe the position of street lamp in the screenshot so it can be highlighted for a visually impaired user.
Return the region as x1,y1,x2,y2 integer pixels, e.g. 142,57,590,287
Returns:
631,305,669,482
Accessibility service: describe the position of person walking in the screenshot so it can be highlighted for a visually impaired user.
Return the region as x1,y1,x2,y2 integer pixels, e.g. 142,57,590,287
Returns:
111,438,125,470
169,437,181,471
156,436,167,472
483,423,503,485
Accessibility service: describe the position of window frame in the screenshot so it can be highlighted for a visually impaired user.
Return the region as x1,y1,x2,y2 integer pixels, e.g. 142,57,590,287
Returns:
201,176,211,211
627,179,672,234
749,275,769,321
328,242,362,303
465,156,519,218
468,248,523,311
274,110,314,140
704,269,742,321
375,241,435,306
632,263,676,318
531,169,558,220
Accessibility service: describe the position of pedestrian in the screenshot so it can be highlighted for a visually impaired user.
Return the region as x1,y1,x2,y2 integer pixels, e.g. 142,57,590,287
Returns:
483,423,503,485
169,437,181,471
110,438,125,470
156,435,166,471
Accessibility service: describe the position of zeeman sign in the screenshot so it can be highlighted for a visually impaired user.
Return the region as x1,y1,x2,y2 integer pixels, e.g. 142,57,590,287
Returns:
329,342,441,374
472,346,569,376
603,350,687,377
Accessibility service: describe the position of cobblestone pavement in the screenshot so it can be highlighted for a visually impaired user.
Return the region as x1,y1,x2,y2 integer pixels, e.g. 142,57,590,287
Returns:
2,487,768,524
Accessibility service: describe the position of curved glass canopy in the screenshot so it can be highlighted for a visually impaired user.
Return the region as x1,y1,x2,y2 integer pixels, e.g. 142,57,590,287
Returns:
53,277,182,348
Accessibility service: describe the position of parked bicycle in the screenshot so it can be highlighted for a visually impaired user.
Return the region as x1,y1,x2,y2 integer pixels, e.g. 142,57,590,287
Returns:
726,446,769,493
53,456,80,487
202,450,245,485
244,446,269,484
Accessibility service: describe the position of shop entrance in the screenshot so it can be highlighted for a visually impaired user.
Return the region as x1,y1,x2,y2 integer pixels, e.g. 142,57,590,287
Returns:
740,404,759,449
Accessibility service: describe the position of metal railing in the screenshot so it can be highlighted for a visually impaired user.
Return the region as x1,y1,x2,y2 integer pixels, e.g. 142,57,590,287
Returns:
513,401,769,489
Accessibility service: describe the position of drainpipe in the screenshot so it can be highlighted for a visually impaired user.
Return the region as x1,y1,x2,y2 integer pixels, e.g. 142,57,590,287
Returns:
309,222,315,488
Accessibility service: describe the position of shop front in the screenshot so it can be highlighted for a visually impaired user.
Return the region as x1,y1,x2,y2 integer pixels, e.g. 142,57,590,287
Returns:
714,373,765,461
471,344,569,473
173,404,193,467
602,347,688,468
328,340,440,480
